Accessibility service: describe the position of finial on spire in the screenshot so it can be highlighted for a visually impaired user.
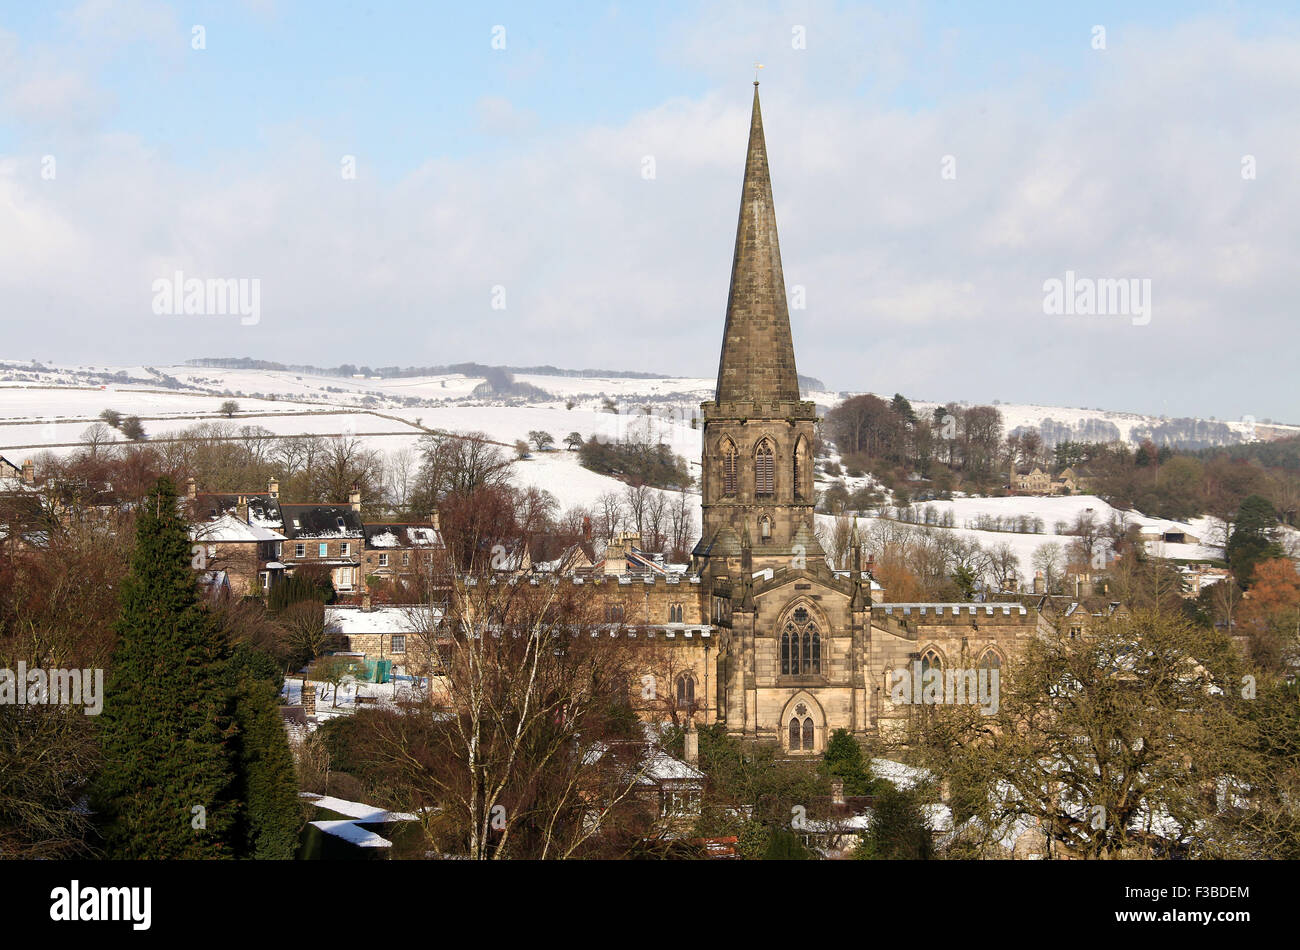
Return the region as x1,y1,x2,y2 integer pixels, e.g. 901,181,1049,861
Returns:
753,62,764,84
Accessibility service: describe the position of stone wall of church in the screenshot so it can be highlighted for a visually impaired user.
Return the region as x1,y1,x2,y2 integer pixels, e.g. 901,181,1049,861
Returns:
868,604,1043,738
700,403,817,557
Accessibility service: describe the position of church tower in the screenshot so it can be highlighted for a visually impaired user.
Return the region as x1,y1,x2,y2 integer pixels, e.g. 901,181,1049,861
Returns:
696,83,821,576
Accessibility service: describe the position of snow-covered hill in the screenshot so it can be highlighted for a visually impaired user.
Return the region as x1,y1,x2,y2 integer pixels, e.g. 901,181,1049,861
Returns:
2,357,1294,579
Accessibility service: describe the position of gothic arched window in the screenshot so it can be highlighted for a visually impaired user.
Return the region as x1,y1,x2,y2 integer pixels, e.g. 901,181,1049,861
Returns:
755,440,774,497
979,650,1001,672
676,673,695,708
921,649,943,676
782,609,821,676
802,718,814,750
789,718,801,750
759,514,772,542
669,603,683,623
722,439,738,497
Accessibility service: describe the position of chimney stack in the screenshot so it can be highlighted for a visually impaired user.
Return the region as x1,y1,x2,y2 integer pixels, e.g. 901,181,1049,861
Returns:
582,515,592,542
236,493,249,523
1033,570,1044,594
428,509,440,531
684,720,698,766
831,778,845,806
186,476,197,499
20,459,34,485
268,477,279,499
349,486,361,513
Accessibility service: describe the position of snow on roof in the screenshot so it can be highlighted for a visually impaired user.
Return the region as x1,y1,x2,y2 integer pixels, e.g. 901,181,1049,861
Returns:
368,530,400,548
639,750,706,783
325,605,438,635
310,820,395,847
871,757,933,791
301,793,417,823
190,513,286,543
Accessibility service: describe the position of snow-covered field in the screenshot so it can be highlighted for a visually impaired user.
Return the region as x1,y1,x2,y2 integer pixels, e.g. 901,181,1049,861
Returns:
823,494,1228,574
2,358,1292,576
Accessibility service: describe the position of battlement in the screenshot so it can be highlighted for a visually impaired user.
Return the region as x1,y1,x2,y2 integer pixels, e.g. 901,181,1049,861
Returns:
874,602,1034,625
470,573,701,587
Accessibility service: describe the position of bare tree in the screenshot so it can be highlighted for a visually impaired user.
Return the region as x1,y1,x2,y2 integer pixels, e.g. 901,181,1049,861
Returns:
79,423,118,460
1031,542,1065,594
644,490,668,553
595,492,626,543
387,446,419,511
363,532,651,859
985,542,1022,591
666,490,696,561
622,483,650,538
310,435,385,506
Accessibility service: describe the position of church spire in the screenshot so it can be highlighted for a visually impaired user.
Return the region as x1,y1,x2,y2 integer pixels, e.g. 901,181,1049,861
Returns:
714,83,801,407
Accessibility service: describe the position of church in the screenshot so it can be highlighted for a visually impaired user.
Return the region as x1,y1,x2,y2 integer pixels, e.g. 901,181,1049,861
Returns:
619,83,1044,752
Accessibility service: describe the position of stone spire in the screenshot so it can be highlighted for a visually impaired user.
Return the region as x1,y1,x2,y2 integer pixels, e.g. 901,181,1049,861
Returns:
714,83,800,407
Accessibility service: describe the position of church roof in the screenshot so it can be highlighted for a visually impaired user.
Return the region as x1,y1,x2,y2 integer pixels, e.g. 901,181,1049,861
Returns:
714,84,801,407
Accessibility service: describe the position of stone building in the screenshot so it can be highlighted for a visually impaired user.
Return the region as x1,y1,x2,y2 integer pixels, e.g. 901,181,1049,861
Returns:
648,83,1045,752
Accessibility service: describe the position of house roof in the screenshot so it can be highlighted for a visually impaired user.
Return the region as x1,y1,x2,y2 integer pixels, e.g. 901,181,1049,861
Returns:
190,513,286,543
363,522,443,549
280,504,364,539
192,492,283,528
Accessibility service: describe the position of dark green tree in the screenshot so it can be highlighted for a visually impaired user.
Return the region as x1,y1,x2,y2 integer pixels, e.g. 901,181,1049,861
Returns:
268,567,333,612
821,728,876,795
764,828,811,859
94,477,238,858
952,564,978,601
890,393,916,424
1227,494,1284,586
858,785,933,859
229,673,302,859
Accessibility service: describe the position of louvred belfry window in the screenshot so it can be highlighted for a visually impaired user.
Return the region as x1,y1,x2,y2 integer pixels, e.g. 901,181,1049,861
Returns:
723,441,738,496
755,440,774,497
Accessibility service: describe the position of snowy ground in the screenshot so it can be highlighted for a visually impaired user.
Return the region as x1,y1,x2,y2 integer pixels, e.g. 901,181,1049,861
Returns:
3,358,1291,576
817,493,1231,585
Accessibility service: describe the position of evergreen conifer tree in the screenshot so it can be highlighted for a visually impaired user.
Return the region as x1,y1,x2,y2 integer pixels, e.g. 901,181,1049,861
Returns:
94,478,238,857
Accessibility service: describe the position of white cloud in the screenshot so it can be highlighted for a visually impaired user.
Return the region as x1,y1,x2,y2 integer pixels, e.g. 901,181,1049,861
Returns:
0,9,1295,422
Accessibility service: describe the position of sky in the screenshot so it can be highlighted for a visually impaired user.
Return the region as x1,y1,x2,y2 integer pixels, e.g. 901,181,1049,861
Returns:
1,0,1297,423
